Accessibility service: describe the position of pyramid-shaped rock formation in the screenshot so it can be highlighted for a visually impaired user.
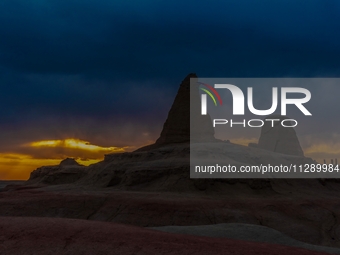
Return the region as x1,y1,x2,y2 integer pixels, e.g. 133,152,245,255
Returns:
59,158,81,167
155,73,194,145
137,73,215,151
258,115,304,156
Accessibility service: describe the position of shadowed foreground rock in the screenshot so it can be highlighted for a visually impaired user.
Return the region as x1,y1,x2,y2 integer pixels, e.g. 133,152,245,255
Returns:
4,176,340,249
0,217,331,255
151,223,340,254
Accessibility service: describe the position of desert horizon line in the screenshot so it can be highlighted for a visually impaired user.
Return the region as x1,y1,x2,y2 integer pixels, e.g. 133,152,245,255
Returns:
0,134,338,180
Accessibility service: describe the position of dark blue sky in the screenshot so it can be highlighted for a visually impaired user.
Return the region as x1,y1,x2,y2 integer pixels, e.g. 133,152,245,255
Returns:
0,0,339,155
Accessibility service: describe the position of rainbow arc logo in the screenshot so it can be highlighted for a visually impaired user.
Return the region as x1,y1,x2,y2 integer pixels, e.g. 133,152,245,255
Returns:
198,82,223,106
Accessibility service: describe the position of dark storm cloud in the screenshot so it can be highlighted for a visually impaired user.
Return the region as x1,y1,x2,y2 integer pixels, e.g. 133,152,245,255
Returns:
1,0,340,79
0,0,340,154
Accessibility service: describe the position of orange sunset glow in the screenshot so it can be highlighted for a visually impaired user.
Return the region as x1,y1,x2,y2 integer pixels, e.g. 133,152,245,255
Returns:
0,139,127,180
1,137,338,180
30,138,125,153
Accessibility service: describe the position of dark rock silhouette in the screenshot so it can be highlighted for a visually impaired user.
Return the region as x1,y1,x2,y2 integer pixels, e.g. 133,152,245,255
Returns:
258,115,304,157
28,76,311,187
29,158,85,184
155,73,194,145
137,73,215,151
60,158,81,167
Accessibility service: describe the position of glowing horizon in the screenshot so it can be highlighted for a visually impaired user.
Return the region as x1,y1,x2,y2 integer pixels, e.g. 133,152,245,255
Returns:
0,137,338,180
0,138,127,180
29,138,126,153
